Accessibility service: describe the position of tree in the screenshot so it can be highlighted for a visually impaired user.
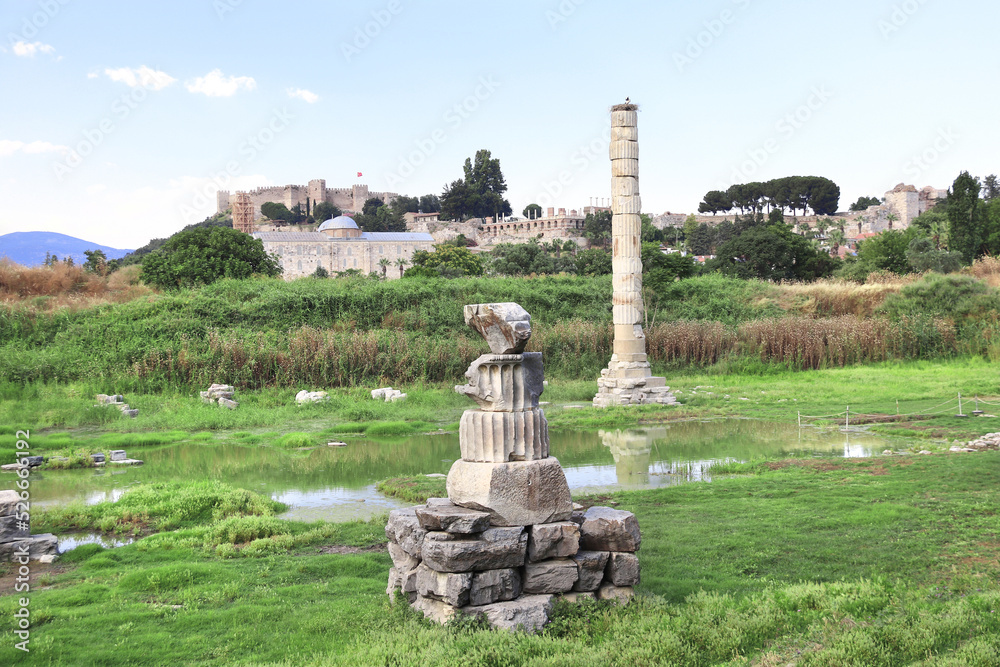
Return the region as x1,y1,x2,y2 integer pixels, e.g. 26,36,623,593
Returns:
640,214,663,243
419,194,442,213
829,229,846,256
682,214,699,249
378,257,391,278
83,249,108,276
687,223,715,255
850,196,882,211
395,257,408,278
523,203,543,220
439,179,474,222
886,212,899,230
575,248,612,276
392,196,420,215
410,244,484,277
357,204,405,233
947,171,985,263
312,265,329,278
711,224,836,281
983,174,999,202
855,228,918,275
312,202,341,223
905,238,963,273
583,210,612,248
698,190,732,216
641,243,695,295
140,227,281,289
260,202,295,224
440,150,512,221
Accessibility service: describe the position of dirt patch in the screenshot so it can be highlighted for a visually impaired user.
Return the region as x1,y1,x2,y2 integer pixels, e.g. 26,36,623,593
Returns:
764,458,913,475
317,544,386,555
0,561,69,596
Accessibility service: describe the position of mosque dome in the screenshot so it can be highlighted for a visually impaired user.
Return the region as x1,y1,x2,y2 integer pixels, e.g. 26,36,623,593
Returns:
318,216,359,231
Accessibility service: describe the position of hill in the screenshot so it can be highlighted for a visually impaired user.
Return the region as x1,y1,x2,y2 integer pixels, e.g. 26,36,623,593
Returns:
0,231,133,267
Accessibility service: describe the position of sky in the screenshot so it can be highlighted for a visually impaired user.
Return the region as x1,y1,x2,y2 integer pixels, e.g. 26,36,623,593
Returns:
1,0,997,249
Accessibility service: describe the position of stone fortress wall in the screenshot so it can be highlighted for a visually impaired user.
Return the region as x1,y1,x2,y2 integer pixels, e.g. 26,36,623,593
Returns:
218,180,399,220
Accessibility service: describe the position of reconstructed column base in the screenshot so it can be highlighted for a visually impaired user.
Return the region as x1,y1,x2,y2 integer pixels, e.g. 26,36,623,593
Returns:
593,357,679,407
446,458,572,527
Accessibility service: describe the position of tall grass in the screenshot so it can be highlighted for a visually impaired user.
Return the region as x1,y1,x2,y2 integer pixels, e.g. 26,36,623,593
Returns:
0,261,152,312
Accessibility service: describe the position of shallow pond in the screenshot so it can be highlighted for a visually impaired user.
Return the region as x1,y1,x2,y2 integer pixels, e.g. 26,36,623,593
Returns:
13,419,907,524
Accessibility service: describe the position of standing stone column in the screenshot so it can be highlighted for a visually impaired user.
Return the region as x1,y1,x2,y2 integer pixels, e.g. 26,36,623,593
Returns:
594,103,678,408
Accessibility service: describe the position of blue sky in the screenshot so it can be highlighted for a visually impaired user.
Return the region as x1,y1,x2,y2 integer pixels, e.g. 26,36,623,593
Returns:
1,0,997,249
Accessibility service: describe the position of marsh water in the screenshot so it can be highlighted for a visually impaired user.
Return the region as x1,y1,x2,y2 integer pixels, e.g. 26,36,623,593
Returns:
21,419,903,541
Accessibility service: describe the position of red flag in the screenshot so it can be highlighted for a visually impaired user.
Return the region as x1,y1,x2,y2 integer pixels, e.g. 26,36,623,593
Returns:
357,172,363,177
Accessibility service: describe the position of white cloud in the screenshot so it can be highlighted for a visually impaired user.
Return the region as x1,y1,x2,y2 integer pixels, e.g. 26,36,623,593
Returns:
186,69,257,97
87,71,99,79
287,87,319,104
104,66,176,91
11,41,56,58
0,140,70,157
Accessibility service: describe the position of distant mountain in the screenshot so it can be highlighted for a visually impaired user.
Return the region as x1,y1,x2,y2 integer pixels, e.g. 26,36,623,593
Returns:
0,231,133,267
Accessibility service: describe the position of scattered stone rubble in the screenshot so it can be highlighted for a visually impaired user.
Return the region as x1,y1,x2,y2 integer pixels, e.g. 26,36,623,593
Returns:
386,302,641,633
371,387,407,402
296,390,330,404
0,489,57,561
951,433,1000,453
95,394,139,418
201,384,238,409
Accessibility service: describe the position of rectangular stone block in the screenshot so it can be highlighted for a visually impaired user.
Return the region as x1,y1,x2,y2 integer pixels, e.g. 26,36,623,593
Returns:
385,508,427,558
606,552,640,587
572,550,610,592
416,563,472,607
463,594,555,633
412,595,458,625
387,541,420,571
0,514,30,542
0,534,57,560
469,568,522,606
527,522,580,562
110,450,127,462
523,558,579,594
446,458,573,527
597,583,634,604
415,502,491,534
0,490,20,517
579,506,641,552
421,526,527,573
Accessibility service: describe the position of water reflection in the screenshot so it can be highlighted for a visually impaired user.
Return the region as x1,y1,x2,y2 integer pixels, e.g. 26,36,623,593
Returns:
9,420,902,524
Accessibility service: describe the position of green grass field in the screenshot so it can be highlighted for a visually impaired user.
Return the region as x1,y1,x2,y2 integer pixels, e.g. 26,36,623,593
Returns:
1,452,997,665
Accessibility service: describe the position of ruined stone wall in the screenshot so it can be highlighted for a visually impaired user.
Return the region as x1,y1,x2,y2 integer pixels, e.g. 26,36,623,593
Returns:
218,181,401,219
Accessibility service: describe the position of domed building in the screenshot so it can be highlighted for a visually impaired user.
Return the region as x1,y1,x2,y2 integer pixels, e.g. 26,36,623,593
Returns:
252,216,434,279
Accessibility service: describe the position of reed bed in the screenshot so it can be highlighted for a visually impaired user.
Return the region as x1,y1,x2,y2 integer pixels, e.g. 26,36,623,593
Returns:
0,261,153,312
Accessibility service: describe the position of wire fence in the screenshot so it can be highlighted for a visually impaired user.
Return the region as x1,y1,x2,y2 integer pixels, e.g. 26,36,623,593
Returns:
798,393,996,428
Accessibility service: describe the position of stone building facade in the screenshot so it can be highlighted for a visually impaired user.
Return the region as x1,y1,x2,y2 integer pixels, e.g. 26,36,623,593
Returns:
252,216,434,280
218,180,399,220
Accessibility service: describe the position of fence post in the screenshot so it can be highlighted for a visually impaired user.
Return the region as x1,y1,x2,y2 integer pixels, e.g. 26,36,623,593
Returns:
896,399,899,416
957,393,967,418
846,406,849,430
798,411,801,428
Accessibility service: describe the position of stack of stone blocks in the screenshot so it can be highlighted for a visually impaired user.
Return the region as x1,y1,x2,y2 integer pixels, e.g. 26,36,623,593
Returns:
95,394,139,419
0,490,57,561
201,384,238,409
386,303,641,632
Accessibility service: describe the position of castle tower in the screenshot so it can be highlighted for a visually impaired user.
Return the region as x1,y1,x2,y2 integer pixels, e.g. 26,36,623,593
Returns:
232,192,254,234
593,103,677,408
